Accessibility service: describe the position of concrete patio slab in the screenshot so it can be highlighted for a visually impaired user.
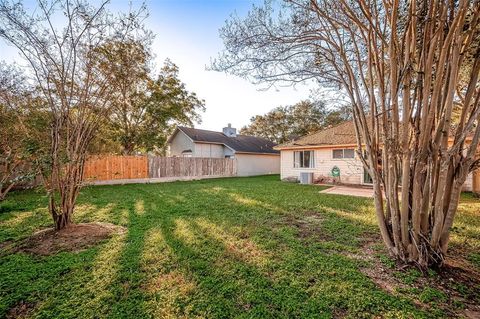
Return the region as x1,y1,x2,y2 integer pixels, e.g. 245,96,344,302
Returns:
319,185,375,198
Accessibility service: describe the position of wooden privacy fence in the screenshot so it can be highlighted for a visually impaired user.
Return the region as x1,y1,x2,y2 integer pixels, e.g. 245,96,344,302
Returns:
148,156,237,178
82,155,237,182
83,155,148,181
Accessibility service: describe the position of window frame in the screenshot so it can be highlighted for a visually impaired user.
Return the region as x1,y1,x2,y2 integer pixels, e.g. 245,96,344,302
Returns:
332,148,355,159
293,150,315,168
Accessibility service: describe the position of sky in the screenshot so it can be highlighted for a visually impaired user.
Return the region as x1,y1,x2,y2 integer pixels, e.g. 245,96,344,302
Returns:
0,0,315,132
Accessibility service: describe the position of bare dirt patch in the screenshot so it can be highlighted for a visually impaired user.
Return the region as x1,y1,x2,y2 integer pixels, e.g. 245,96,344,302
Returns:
277,212,329,241
6,301,36,319
16,222,125,256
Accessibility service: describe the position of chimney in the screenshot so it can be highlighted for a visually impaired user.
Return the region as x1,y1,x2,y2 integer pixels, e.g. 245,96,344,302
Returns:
222,123,237,137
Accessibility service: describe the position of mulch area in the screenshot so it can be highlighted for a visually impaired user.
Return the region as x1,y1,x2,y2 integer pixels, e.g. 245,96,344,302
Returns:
13,222,125,256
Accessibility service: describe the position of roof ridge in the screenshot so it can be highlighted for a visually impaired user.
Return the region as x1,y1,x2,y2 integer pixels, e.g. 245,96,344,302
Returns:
178,126,224,135
179,126,275,141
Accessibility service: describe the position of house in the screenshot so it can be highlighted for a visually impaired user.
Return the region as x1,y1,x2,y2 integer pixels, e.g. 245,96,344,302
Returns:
167,124,280,176
274,120,480,192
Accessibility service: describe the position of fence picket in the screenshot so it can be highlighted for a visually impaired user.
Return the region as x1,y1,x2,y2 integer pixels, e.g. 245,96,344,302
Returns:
83,155,237,182
148,156,236,179
83,155,148,181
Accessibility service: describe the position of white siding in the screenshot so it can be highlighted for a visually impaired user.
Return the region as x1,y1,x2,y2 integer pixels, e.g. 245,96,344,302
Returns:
224,147,235,157
281,148,478,191
280,148,364,184
236,153,280,176
194,143,225,158
168,130,195,156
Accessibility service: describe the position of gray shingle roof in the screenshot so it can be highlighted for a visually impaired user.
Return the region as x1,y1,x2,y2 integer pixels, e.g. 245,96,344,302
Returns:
174,126,279,154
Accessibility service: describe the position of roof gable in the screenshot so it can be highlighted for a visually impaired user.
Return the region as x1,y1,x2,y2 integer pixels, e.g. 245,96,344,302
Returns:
276,120,357,149
170,126,279,154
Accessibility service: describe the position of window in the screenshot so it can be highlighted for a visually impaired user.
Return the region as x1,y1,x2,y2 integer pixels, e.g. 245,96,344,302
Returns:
332,149,355,159
332,149,343,159
181,149,193,158
294,150,314,168
344,149,355,158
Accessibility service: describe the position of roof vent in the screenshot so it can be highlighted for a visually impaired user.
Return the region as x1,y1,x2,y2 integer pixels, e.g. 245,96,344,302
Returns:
222,123,237,137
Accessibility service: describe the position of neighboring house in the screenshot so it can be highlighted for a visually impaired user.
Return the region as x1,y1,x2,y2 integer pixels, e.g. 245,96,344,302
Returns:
274,120,480,192
167,124,280,176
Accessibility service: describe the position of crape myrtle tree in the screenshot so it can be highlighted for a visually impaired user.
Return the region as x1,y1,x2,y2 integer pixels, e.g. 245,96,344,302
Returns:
0,0,148,230
213,0,480,268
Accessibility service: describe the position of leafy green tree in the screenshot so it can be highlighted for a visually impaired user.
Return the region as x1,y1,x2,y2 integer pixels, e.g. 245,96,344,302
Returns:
240,106,290,144
138,60,205,154
0,63,47,200
240,100,348,144
95,38,205,155
323,104,353,127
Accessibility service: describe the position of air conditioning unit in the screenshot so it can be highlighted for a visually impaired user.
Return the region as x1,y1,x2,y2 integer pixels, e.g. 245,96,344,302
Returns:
299,172,314,184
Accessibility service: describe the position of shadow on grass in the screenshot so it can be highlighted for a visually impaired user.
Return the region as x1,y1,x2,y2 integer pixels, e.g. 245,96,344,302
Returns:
0,176,445,318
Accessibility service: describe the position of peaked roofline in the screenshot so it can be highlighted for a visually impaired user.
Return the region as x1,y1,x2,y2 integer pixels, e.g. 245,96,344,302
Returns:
168,126,279,154
275,120,358,150
274,119,476,151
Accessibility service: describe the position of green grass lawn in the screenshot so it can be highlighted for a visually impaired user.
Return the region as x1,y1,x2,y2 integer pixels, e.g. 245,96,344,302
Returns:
0,175,479,318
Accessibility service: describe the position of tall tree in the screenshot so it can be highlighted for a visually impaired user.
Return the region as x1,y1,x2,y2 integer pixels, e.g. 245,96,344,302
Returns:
0,64,40,200
241,106,290,143
0,0,147,229
95,37,205,155
241,100,347,144
213,0,480,268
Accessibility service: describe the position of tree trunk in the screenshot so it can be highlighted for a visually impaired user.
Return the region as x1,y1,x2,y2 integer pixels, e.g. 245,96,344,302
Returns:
46,132,85,231
53,209,72,230
122,140,135,155
0,182,14,202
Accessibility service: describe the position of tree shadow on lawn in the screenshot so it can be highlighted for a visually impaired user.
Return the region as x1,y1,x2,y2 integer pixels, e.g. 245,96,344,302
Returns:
0,190,51,244
152,212,424,318
1,177,471,318
84,181,428,318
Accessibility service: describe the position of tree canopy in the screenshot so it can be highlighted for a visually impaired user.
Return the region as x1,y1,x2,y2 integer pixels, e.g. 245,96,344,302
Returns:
94,39,205,155
240,100,349,144
0,63,48,200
